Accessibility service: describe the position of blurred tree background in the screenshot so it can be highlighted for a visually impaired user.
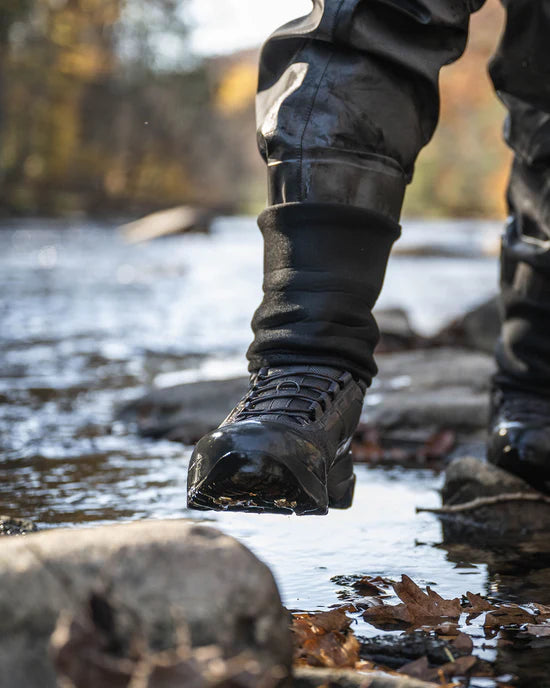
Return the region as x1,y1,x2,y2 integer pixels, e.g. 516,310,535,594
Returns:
0,0,509,218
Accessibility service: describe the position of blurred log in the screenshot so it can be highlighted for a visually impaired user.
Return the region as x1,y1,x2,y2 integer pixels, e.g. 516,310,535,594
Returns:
120,205,215,243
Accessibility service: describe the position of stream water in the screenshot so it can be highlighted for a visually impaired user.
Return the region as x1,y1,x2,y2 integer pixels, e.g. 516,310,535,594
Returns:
2,217,549,686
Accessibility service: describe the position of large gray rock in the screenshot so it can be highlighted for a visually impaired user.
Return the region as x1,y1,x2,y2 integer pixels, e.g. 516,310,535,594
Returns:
373,308,427,352
118,376,249,443
436,457,550,537
365,348,494,433
434,297,500,354
0,519,292,688
119,349,495,444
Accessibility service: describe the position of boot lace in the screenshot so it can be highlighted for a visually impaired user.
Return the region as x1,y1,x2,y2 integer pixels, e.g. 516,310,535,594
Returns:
493,386,550,426
234,367,355,426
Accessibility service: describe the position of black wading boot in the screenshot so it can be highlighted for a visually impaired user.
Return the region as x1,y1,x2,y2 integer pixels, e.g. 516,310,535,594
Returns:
186,203,400,515
187,365,365,515
488,383,550,492
488,163,550,490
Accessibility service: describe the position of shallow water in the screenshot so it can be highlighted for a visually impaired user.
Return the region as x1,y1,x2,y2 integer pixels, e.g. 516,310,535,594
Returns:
2,218,549,686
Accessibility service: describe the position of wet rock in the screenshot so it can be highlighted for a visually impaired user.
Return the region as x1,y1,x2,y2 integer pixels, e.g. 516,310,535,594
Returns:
358,631,467,669
119,349,494,444
366,348,494,433
293,666,435,687
0,515,38,536
432,456,550,538
374,308,427,353
0,519,292,688
442,456,532,505
433,296,500,354
117,376,249,444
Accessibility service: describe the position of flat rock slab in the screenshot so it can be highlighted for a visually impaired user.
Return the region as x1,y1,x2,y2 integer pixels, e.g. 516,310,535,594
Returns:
118,376,249,443
431,456,550,538
119,348,495,444
0,519,292,688
368,348,493,433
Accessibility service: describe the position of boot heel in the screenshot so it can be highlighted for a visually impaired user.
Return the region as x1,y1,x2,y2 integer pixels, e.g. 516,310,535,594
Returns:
328,472,355,509
327,450,356,509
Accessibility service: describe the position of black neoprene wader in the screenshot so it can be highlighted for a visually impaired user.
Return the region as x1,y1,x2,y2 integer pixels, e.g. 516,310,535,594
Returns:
246,0,550,393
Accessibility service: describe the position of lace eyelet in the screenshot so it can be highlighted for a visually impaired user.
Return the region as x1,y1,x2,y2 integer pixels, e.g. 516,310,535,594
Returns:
276,380,301,394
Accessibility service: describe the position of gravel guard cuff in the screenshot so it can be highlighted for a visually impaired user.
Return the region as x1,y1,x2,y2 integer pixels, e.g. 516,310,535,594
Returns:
246,202,401,386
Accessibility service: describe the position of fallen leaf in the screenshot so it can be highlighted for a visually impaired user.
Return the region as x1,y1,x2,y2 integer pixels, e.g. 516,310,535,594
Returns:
293,609,352,635
433,622,459,637
532,603,550,620
465,592,494,616
484,606,534,630
351,576,389,597
363,575,461,630
329,603,359,613
451,632,473,655
362,602,413,629
398,654,476,683
393,575,461,622
292,610,360,669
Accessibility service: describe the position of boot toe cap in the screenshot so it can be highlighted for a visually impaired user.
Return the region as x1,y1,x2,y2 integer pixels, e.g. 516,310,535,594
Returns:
186,421,328,515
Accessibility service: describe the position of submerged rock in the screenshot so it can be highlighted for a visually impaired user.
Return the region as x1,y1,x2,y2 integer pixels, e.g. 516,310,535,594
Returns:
358,630,468,669
0,519,292,688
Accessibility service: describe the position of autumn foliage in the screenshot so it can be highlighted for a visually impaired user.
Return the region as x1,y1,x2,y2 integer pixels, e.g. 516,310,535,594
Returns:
0,0,511,218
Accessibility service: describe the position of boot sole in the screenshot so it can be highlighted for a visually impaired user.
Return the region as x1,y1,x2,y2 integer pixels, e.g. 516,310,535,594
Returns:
187,450,355,516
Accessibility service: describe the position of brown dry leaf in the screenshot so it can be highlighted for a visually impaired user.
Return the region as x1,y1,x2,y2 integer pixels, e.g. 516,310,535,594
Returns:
351,576,389,597
393,575,461,622
363,575,461,630
399,654,476,683
362,602,413,628
329,603,360,614
532,603,550,620
293,609,352,636
465,592,494,616
292,609,360,669
451,632,474,655
433,622,460,637
484,606,534,630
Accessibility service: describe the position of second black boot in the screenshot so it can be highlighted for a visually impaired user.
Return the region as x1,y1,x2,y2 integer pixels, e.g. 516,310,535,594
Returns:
187,203,401,514
488,164,550,490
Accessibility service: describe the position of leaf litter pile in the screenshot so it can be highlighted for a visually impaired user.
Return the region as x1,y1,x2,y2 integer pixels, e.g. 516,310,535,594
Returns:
292,574,550,686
